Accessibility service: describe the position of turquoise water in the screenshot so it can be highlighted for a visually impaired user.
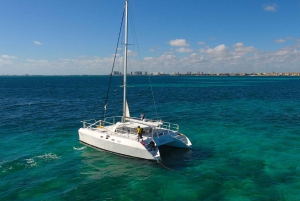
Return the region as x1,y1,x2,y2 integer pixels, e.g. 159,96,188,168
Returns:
1,76,300,200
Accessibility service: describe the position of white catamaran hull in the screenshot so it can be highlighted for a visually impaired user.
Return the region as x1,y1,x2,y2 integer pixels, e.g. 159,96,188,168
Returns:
79,128,161,160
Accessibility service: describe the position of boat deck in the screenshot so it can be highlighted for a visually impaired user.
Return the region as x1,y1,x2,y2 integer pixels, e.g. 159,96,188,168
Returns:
88,126,168,143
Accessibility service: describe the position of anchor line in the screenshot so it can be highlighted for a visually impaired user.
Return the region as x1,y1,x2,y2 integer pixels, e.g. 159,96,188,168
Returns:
156,160,189,176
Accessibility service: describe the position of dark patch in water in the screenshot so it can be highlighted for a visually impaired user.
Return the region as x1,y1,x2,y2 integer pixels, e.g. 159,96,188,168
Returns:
159,146,214,170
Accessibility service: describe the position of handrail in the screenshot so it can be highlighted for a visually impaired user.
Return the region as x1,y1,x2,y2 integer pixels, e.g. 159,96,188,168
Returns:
159,121,179,131
104,116,123,125
81,119,96,128
81,116,180,131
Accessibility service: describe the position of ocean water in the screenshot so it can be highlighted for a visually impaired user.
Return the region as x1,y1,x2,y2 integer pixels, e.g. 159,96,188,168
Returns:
1,76,300,200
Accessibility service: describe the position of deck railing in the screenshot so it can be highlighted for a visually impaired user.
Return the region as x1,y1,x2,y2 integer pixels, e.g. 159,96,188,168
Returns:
81,116,180,133
126,117,180,132
81,116,123,128
160,122,179,131
81,119,97,128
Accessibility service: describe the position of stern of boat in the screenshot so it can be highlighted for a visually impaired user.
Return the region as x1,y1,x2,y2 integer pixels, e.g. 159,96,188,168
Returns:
165,133,193,148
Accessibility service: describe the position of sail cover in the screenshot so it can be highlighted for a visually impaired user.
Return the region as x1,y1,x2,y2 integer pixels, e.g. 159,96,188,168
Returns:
126,100,130,117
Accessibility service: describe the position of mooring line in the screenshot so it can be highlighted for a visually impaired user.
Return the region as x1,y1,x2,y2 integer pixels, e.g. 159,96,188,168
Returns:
156,160,189,175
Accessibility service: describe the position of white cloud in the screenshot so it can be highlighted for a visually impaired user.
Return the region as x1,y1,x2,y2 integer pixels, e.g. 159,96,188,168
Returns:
1,55,17,59
169,39,189,47
197,44,231,65
0,59,12,66
144,57,153,61
198,41,206,45
34,41,43,45
2,40,300,75
200,44,229,55
26,59,48,63
111,53,120,57
176,47,194,53
263,4,279,12
0,55,17,66
210,44,228,54
232,43,256,54
274,39,286,43
273,49,290,56
160,54,175,59
270,46,299,56
127,50,137,56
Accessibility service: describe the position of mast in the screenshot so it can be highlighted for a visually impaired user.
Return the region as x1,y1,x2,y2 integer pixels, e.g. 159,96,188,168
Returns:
122,0,128,122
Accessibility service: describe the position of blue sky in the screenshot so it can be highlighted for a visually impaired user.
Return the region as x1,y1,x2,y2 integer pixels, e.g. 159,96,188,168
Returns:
1,0,300,75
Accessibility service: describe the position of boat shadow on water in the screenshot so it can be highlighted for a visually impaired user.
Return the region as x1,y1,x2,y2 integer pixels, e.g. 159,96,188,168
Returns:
157,146,214,170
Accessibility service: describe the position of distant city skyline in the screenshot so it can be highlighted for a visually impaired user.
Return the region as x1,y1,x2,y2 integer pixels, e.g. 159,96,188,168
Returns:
3,70,299,77
1,0,300,75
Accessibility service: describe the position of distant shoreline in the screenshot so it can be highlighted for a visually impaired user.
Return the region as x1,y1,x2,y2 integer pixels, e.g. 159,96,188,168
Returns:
1,73,300,77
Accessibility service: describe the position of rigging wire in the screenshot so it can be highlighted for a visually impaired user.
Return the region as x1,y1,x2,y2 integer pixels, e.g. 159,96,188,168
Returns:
102,6,125,120
148,76,159,120
129,2,159,120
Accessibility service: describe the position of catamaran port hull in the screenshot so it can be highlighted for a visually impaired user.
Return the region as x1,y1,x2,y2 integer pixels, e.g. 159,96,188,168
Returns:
79,128,161,160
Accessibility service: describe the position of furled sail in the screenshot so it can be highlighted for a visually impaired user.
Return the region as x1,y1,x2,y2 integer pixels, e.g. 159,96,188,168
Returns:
125,100,130,117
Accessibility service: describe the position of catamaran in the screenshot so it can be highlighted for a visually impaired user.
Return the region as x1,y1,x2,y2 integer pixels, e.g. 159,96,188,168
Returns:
78,0,192,161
